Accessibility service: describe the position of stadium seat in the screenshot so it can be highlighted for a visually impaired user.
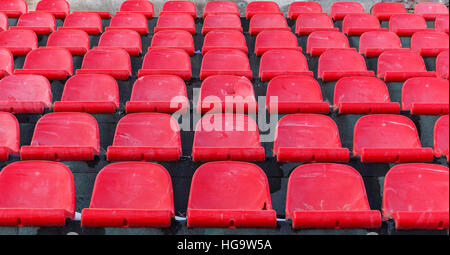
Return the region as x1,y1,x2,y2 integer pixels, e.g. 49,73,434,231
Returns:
266,75,329,114
46,29,90,55
382,163,449,230
295,13,338,35
203,1,239,18
249,14,290,35
139,48,192,80
401,77,449,115
411,31,449,57
0,0,27,18
306,31,350,56
106,13,149,35
53,74,119,113
259,49,313,81
353,114,434,163
274,114,349,162
0,12,7,31
0,30,37,56
187,161,277,228
0,112,19,161
106,113,182,162
246,1,281,19
20,112,100,161
192,114,265,162
359,31,402,57
0,161,75,226
435,14,449,34
34,0,70,18
202,30,248,54
342,13,386,36
330,2,365,20
58,12,102,35
97,29,142,56
77,48,131,80
71,11,110,19
160,0,197,18
150,30,194,56
414,2,449,20
318,49,374,81
255,30,301,56
389,14,428,36
371,2,407,21
202,14,242,35
154,13,195,34
0,48,13,78
288,1,323,20
434,115,449,161
436,49,449,79
333,76,400,114
286,163,381,229
116,0,154,18
126,75,189,114
81,162,174,228
10,12,55,35
0,74,52,114
200,49,252,80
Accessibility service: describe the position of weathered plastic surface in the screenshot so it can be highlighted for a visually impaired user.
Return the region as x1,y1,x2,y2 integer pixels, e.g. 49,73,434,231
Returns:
383,164,449,230
414,2,449,20
306,31,350,56
106,113,182,162
318,49,374,81
46,29,90,55
77,48,131,80
401,77,449,115
255,30,300,56
20,112,100,161
0,0,27,18
353,114,434,163
389,14,428,36
330,2,365,20
98,29,142,56
288,1,323,20
0,48,13,78
0,30,37,56
71,11,110,19
34,0,70,18
0,112,20,161
434,115,449,160
436,49,449,79
0,12,7,31
59,12,102,35
245,1,281,19
249,14,290,35
187,161,277,228
10,12,55,35
342,13,386,36
106,13,149,35
295,13,338,35
160,1,197,18
259,49,313,81
81,162,174,228
200,49,252,80
139,48,192,80
411,31,449,57
371,2,407,21
150,30,194,56
154,13,195,35
359,31,402,57
117,0,154,18
274,114,349,162
202,14,242,35
203,1,239,18
435,14,449,34
202,30,248,54
286,163,381,229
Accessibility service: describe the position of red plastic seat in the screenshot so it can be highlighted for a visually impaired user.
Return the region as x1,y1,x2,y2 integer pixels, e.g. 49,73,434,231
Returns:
34,0,70,18
318,49,374,82
197,75,257,114
10,12,55,35
342,14,386,36
295,13,338,35
371,2,407,21
202,30,248,54
200,49,252,80
106,113,181,162
389,14,428,36
53,74,119,113
77,48,131,80
330,2,365,20
266,75,329,114
0,30,37,56
0,0,27,18
411,31,449,57
286,163,381,229
288,1,323,20
150,30,194,56
274,114,349,162
306,31,350,56
434,115,449,160
0,12,7,31
435,14,449,34
382,164,449,230
97,29,142,56
58,12,102,35
245,1,281,19
126,75,189,114
401,77,449,115
359,31,402,57
160,1,196,18
71,11,110,19
436,49,449,79
187,161,276,228
0,161,75,227
255,30,301,56
106,13,148,35
202,14,242,35
46,29,90,55
81,162,174,228
14,48,72,80
193,114,265,162
249,14,290,35
333,77,400,114
259,49,313,81
203,1,239,18
154,13,195,34
414,2,449,20
377,49,436,82
116,0,154,18
139,48,191,80
353,114,433,163
0,112,19,161
0,74,52,114
0,48,13,78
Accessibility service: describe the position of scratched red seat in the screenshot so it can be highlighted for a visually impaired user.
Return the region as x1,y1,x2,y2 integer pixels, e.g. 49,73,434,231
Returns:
53,74,119,113
126,75,188,114
255,30,301,56
34,0,70,18
116,0,154,18
0,48,13,78
150,30,194,56
436,49,449,79
435,14,449,34
318,49,374,82
333,77,400,114
286,163,381,229
0,0,27,18
58,12,102,35
160,1,196,18
200,49,252,80
77,48,131,80
193,114,265,162
10,12,55,35
0,75,51,114
0,12,8,31
306,31,350,56
139,48,191,80
330,2,365,20
0,112,19,161
249,14,290,35
377,49,436,82
187,161,277,228
288,1,323,20
353,114,433,163
202,14,242,35
266,75,329,114
434,115,449,161
371,2,407,21
20,112,100,161
358,31,402,57
274,114,349,162
202,30,248,54
107,113,181,162
106,13,148,35
389,14,428,36
154,13,195,34
15,48,73,80
411,31,449,57
203,1,239,18
71,11,110,19
342,14,386,36
382,163,449,230
259,49,312,81
401,77,449,115
0,161,75,227
46,29,90,55
0,30,37,56
197,75,257,114
97,29,142,56
295,13,338,35
415,2,449,20
245,1,281,19
81,162,174,228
